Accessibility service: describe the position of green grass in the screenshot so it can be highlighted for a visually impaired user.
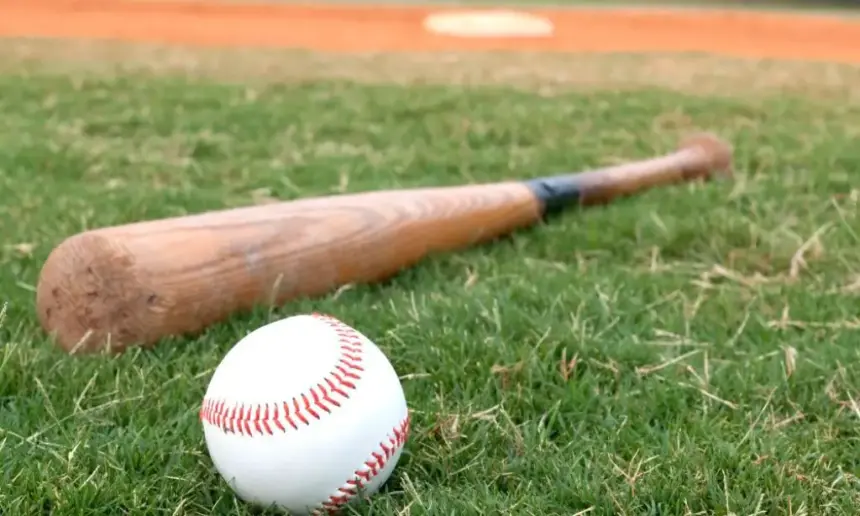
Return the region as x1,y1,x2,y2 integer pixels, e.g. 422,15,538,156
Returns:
1,56,860,515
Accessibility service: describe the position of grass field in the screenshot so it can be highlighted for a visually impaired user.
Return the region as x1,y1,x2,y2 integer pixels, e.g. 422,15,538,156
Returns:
2,38,860,515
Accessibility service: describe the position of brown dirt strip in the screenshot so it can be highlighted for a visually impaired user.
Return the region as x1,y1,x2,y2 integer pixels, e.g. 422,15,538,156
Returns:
2,0,860,64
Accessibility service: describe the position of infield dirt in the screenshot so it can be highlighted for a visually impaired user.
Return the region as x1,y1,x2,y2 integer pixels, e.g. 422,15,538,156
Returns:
3,0,860,63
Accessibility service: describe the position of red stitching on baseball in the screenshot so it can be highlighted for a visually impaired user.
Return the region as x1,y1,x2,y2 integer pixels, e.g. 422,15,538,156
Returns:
312,414,411,515
199,313,365,436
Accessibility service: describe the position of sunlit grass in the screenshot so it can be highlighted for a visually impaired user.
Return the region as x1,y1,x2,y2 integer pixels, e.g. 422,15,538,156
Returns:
1,55,859,514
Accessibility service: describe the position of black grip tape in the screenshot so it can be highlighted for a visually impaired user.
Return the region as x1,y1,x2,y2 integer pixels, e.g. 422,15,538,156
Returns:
523,176,582,217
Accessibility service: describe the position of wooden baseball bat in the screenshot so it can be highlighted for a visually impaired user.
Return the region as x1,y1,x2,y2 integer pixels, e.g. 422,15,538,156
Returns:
36,133,733,354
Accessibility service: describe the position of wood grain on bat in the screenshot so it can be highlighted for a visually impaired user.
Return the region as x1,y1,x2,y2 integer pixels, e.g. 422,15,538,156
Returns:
36,182,542,353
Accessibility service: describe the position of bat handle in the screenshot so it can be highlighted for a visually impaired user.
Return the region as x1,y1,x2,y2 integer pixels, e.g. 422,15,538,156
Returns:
526,132,733,214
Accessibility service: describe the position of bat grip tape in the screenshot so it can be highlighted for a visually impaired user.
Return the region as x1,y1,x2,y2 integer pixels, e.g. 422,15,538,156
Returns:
523,176,582,217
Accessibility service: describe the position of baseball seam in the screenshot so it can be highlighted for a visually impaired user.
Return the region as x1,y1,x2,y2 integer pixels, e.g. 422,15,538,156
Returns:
199,313,364,436
200,313,411,514
313,414,410,515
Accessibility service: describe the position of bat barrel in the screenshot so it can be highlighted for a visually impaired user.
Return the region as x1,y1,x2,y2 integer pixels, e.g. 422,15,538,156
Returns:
35,183,544,354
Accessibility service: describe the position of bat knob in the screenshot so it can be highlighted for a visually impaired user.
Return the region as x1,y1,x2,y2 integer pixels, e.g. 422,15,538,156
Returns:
677,132,734,180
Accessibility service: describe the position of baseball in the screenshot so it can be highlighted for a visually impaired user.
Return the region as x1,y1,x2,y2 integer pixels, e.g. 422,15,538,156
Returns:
199,313,410,515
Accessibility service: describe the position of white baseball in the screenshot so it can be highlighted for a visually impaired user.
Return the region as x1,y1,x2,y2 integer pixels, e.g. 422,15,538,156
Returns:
199,313,410,515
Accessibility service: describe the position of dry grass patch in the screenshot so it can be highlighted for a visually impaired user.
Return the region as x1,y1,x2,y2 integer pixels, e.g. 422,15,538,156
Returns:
2,38,860,102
